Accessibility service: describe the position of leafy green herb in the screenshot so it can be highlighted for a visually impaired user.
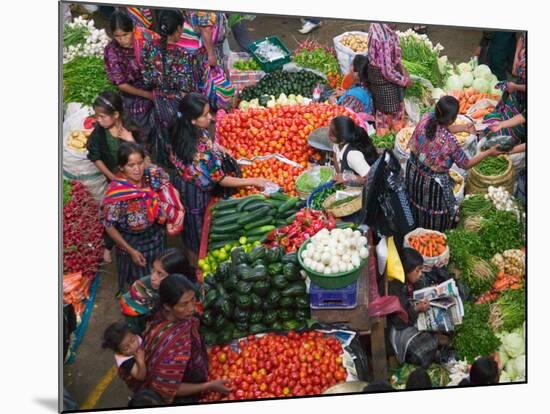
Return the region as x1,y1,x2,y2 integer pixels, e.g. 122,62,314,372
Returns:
292,48,341,77
453,302,501,363
478,209,525,257
63,56,116,106
63,180,73,205
371,132,396,149
460,194,495,220
495,288,526,332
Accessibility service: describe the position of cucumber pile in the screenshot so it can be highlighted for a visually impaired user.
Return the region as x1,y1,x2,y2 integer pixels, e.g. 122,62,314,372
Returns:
208,193,306,251
200,246,310,346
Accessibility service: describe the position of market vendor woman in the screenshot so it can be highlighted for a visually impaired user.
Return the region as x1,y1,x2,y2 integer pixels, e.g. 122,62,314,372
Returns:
101,142,181,294
168,93,273,264
406,96,502,232
141,274,230,404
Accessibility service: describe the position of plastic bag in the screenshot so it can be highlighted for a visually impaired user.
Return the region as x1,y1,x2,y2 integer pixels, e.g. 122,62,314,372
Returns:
375,237,388,275
332,31,369,74
480,134,519,152
404,97,422,125
387,236,405,283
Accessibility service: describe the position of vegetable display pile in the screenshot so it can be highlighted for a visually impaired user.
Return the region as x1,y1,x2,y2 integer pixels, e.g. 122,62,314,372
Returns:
206,193,306,252
233,58,262,71
407,232,447,257
201,331,348,401
310,185,342,211
238,93,312,111
295,167,334,194
63,272,94,319
474,156,509,177
478,209,525,257
67,130,91,151
199,239,262,277
452,302,501,363
63,180,104,277
371,132,396,149
496,324,525,383
200,246,310,345
63,16,110,64
266,208,338,253
486,186,524,219
447,89,500,115
492,288,525,333
491,249,525,276
292,48,341,86
446,62,502,96
239,70,326,102
300,228,368,275
475,271,524,305
239,159,302,197
216,103,363,164
459,194,495,220
63,56,116,106
340,34,369,53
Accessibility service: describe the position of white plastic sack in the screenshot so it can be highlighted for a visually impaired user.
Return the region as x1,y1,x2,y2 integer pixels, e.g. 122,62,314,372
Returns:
62,103,107,202
404,97,422,125
403,228,450,270
333,31,369,74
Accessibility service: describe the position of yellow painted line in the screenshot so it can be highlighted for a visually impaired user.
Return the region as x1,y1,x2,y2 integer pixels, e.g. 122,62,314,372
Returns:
80,365,118,410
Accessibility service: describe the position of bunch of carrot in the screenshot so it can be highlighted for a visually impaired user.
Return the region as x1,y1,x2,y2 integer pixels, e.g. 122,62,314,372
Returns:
408,232,447,257
475,271,524,304
448,89,500,114
63,272,94,317
470,105,495,120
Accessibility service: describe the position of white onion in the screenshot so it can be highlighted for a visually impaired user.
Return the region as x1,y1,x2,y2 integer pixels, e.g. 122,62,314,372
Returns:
341,254,351,264
313,252,322,262
346,263,354,272
344,228,353,237
351,255,361,268
357,236,368,248
301,250,308,259
321,252,332,265
353,230,362,239
338,263,348,273
304,258,312,268
359,247,369,259
331,264,340,274
323,267,332,275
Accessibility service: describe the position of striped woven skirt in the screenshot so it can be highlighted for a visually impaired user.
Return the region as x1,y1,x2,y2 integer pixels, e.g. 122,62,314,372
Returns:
172,174,212,254
116,224,166,292
405,153,458,233
484,92,526,143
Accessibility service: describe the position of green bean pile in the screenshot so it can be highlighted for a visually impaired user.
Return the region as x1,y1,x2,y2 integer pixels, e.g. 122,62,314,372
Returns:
474,157,509,176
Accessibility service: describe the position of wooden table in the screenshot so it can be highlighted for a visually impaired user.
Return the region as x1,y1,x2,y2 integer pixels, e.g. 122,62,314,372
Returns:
310,260,388,381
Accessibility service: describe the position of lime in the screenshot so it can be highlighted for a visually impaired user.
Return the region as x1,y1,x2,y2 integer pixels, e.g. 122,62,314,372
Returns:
212,250,221,258
203,264,211,273
198,259,206,268
219,251,229,261
224,244,233,252
253,241,262,247
239,236,248,245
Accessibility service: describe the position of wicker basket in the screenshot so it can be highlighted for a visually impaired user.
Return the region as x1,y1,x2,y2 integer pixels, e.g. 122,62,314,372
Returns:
323,190,363,217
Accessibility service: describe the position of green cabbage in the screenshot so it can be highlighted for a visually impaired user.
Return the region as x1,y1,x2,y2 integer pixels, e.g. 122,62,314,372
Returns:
472,78,490,93
431,87,445,100
473,64,492,79
460,72,474,88
457,62,472,74
445,75,463,92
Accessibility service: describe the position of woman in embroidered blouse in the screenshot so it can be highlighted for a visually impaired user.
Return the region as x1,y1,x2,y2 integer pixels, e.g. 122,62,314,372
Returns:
168,93,273,264
406,96,502,232
141,274,230,404
101,142,182,294
104,11,158,150
141,10,201,166
367,23,412,135
185,11,227,68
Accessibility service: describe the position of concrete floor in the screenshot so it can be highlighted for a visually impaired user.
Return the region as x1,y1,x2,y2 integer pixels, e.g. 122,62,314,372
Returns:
63,12,483,411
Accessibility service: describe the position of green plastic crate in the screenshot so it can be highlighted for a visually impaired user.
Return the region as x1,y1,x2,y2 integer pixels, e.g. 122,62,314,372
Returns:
249,36,291,73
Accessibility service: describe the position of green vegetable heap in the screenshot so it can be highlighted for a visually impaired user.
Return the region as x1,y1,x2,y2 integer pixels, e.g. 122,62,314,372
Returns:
474,157,509,176
293,48,340,77
63,56,116,106
239,70,326,102
233,59,262,71
371,133,396,149
63,24,90,48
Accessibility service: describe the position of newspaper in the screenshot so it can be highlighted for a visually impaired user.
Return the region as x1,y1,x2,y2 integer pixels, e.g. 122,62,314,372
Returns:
413,279,464,333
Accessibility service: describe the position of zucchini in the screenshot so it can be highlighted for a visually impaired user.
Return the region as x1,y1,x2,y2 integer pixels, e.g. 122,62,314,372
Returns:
246,225,276,237
236,195,266,212
246,234,267,243
281,208,299,219
208,240,235,251
212,212,242,227
277,197,300,214
237,206,271,225
244,200,272,212
213,198,241,210
208,233,240,242
266,198,286,208
212,207,237,218
244,216,274,231
210,222,242,233
270,191,290,202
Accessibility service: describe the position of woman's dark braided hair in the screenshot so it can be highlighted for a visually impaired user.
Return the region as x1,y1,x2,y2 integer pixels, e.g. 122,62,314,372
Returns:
425,95,460,141
157,10,183,57
331,115,378,166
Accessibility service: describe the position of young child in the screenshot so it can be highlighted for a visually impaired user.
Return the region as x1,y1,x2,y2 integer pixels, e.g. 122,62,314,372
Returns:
459,356,500,386
406,367,433,389
388,248,438,368
102,321,147,392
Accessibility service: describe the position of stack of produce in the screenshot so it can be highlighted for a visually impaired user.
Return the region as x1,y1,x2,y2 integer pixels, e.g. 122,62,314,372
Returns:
371,132,396,150
300,228,369,275
63,16,110,64
293,40,342,88
216,103,364,163
444,61,502,97
447,89,500,115
239,70,326,102
67,130,91,152
200,247,310,345
63,180,104,277
233,58,262,71
452,302,501,363
198,239,262,277
309,184,343,211
206,193,307,252
265,209,337,253
201,331,348,401
475,270,524,304
295,166,334,198
407,232,447,258
485,186,525,220
63,56,116,106
491,249,525,276
238,93,312,110
340,33,369,53
488,288,525,333
496,324,526,383
239,158,303,197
